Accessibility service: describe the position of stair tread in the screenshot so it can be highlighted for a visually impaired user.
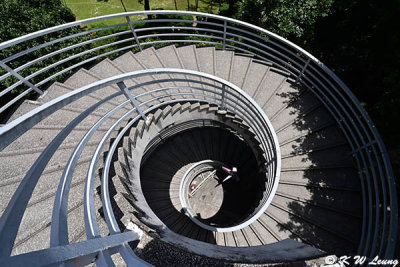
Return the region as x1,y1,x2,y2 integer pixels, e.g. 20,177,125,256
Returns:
230,55,252,88
271,92,321,130
275,181,362,215
242,62,270,98
196,46,215,76
279,167,361,191
176,45,200,72
0,144,98,189
6,100,41,123
276,107,336,142
63,68,126,102
11,162,93,253
265,203,357,254
272,194,361,240
280,124,347,156
215,50,234,81
39,82,119,112
281,145,353,169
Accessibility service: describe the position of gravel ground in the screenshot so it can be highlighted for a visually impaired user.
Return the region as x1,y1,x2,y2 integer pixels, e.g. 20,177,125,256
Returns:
133,232,321,267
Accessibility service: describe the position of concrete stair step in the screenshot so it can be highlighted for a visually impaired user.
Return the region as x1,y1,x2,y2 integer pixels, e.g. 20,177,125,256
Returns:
156,45,184,70
276,107,336,143
279,167,361,192
89,58,151,104
5,100,41,123
266,202,356,255
134,47,178,97
176,45,201,73
252,69,286,106
240,226,263,246
0,140,102,181
6,100,120,130
11,219,51,256
232,230,249,247
107,54,156,105
247,220,275,245
279,124,346,156
63,68,127,104
4,99,119,135
230,55,252,89
0,157,90,219
215,50,234,82
90,58,125,79
116,51,172,103
224,232,237,247
242,61,271,98
0,136,111,217
10,161,95,254
261,209,301,242
275,180,362,215
38,82,120,114
175,45,206,97
1,125,107,154
196,46,219,96
196,46,216,77
259,76,292,117
270,91,321,130
272,194,361,241
155,45,194,96
280,146,353,169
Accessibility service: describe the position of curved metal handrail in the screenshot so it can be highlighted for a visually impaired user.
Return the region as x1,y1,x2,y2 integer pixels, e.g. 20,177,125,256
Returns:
0,10,397,262
0,69,280,266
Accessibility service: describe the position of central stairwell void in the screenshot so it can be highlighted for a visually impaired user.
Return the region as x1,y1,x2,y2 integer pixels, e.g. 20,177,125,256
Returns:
0,11,397,266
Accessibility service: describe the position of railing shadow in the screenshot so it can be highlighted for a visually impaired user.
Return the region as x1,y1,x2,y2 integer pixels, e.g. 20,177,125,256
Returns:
272,81,363,256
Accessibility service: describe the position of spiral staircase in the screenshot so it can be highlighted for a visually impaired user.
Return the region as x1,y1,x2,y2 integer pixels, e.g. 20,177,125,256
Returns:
0,11,397,266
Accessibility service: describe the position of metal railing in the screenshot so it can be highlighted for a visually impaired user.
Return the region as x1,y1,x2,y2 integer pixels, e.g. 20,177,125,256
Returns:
0,69,280,265
0,10,397,263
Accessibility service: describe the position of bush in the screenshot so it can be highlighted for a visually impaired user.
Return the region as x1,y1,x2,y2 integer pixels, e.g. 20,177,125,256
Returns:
0,0,81,96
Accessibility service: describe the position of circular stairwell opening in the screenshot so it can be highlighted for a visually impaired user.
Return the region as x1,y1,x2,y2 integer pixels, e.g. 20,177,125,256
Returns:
180,160,260,228
140,124,268,235
183,162,225,221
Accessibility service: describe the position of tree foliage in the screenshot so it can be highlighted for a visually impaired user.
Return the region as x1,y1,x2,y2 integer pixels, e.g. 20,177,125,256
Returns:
309,0,400,146
228,0,400,148
0,0,83,92
0,0,76,44
235,0,334,39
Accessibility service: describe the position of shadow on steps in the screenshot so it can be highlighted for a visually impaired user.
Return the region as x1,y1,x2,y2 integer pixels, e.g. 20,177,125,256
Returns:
273,81,362,256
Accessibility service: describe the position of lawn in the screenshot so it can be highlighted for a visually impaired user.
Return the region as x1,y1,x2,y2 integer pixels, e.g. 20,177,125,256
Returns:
65,0,221,27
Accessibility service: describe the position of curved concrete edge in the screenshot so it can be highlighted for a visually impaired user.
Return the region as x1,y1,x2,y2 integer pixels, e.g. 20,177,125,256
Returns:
127,192,326,263
161,234,326,263
113,102,318,263
120,108,324,262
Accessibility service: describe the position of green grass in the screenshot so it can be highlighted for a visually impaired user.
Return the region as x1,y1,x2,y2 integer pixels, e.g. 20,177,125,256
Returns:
65,0,221,27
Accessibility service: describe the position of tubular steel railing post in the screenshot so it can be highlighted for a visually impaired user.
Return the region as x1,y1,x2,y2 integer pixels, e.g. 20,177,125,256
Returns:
125,16,142,51
0,231,140,267
0,61,43,95
117,81,147,121
220,84,226,110
295,58,311,84
222,20,227,50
